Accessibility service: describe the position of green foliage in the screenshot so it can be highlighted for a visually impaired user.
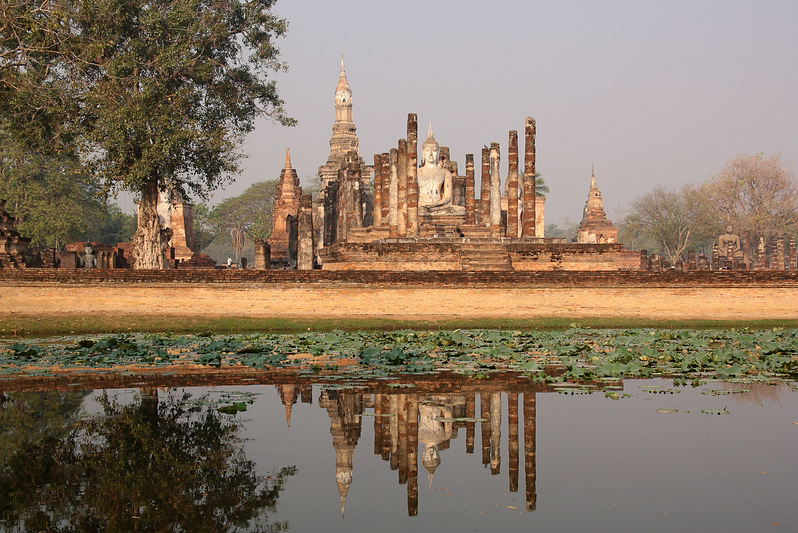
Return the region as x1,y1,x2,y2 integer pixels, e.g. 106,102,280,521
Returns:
190,202,218,251
545,218,579,240
84,204,137,246
4,328,798,384
518,172,548,197
209,180,278,240
0,389,295,532
0,129,104,248
2,0,295,263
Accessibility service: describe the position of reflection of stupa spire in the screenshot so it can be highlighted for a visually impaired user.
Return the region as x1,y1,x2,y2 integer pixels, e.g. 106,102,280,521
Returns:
336,469,352,520
276,385,299,427
319,389,363,521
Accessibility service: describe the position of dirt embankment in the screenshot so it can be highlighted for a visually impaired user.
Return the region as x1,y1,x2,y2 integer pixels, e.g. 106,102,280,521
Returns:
4,284,798,321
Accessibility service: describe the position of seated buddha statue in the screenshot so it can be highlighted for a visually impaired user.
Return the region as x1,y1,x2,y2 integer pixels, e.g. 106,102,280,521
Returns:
417,124,466,216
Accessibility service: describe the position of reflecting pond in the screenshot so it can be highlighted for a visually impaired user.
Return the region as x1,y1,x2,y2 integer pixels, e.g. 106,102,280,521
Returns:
2,377,797,532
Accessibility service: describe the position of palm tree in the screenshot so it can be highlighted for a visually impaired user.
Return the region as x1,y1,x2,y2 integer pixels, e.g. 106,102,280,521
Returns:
518,172,549,197
535,173,549,197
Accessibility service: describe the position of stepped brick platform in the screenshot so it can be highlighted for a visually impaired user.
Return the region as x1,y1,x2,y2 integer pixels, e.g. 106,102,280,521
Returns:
318,238,640,272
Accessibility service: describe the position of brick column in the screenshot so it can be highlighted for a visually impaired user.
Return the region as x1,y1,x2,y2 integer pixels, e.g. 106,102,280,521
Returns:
465,154,476,225
755,236,767,270
381,152,391,224
389,149,399,237
490,142,501,237
406,114,419,237
508,392,519,493
522,117,537,237
524,392,537,512
373,154,383,226
774,236,785,270
398,139,408,237
297,194,314,270
507,130,519,238
480,147,490,226
406,394,419,517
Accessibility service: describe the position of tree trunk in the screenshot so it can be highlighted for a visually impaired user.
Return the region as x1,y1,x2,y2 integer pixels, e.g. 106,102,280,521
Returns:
133,179,171,269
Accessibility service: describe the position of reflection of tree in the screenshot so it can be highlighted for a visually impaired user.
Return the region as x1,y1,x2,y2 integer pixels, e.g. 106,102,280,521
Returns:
0,389,295,532
0,391,89,527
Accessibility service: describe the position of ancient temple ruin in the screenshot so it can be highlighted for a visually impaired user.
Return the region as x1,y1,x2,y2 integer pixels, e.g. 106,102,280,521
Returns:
257,60,798,273
573,166,618,244
259,60,639,271
268,148,302,268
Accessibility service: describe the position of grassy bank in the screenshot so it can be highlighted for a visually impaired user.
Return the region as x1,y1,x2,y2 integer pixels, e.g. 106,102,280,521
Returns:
4,314,798,337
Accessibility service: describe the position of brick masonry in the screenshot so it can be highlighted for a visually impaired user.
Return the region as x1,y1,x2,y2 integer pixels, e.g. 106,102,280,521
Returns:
2,268,798,287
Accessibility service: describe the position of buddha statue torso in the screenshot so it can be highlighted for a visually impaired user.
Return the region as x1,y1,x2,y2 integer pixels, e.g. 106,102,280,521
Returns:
417,125,465,216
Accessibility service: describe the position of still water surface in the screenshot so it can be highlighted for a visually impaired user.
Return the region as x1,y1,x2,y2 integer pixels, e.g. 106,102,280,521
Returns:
2,378,797,532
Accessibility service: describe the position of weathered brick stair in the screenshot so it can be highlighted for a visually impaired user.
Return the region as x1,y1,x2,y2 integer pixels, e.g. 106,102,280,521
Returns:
460,243,513,271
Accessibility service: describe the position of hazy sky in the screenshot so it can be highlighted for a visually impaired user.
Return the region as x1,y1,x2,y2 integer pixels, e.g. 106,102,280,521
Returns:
199,0,798,226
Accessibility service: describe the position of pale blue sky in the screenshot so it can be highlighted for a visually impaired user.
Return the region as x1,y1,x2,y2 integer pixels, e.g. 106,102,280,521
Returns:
199,0,798,226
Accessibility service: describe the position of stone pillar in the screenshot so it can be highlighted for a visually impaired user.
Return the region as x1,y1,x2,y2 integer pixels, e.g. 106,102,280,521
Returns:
755,236,767,270
465,154,476,225
312,198,324,262
789,238,797,270
490,392,501,475
639,249,648,271
507,130,519,238
523,392,537,512
253,238,270,270
406,114,419,237
711,243,720,270
373,154,383,226
338,153,363,243
287,215,298,268
397,393,408,485
774,236,785,270
508,392,519,493
480,147,490,226
406,394,419,517
480,393,491,466
374,393,383,456
381,395,392,462
389,148,400,237
743,230,752,268
381,152,391,225
465,393,476,454
489,143,501,237
398,139,408,237
297,194,314,270
687,249,696,271
522,117,537,237
323,181,339,246
389,395,399,469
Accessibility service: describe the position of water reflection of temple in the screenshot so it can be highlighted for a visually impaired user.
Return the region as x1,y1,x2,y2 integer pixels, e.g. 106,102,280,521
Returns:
277,384,549,516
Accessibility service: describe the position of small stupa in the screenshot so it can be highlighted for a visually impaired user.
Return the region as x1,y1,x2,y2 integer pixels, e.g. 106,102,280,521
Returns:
574,165,618,244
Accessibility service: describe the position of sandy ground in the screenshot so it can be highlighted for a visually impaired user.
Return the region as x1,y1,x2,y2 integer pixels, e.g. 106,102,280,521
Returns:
3,284,798,320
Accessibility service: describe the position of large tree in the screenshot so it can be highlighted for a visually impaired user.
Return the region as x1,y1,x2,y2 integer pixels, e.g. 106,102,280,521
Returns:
1,0,294,268
620,185,706,263
701,153,798,244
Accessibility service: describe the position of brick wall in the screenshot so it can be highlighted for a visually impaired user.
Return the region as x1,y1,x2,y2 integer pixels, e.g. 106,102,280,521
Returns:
2,268,798,287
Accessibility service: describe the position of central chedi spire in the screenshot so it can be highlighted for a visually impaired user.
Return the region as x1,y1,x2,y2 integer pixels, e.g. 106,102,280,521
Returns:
318,53,366,187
